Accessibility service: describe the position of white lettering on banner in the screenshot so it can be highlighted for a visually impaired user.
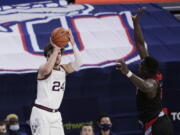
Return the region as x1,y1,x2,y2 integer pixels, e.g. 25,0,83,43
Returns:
25,16,71,52
0,1,141,73
171,112,180,120
0,2,94,27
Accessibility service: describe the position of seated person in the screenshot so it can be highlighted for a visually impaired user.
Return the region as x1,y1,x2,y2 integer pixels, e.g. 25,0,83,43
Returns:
80,123,94,135
6,114,28,135
0,121,7,135
96,114,117,135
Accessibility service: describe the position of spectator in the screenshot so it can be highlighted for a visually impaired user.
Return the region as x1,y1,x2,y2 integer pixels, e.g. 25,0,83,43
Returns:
80,123,94,135
96,114,117,135
6,114,28,135
0,121,7,135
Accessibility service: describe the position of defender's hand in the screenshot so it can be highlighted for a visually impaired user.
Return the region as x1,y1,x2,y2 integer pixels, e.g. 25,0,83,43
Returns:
132,7,145,22
116,60,129,75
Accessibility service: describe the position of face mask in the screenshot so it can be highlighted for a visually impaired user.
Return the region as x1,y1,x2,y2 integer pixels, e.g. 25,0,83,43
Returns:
9,124,20,131
99,124,112,131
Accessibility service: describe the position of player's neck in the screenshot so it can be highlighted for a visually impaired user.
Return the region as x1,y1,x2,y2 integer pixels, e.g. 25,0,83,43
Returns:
53,65,60,70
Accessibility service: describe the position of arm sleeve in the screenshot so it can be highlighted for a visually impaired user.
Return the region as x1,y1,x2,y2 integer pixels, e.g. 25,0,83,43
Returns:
70,45,83,71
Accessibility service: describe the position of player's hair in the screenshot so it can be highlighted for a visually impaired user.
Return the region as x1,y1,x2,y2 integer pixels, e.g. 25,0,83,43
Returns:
80,123,94,132
44,43,64,57
142,56,159,77
97,114,111,123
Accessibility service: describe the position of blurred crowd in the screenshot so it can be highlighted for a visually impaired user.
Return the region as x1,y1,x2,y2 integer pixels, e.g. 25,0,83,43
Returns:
0,114,117,135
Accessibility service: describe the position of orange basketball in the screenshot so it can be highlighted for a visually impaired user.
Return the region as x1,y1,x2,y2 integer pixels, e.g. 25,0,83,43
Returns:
51,27,70,48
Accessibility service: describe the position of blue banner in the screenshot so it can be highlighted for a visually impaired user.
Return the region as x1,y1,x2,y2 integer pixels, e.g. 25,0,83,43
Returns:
1,1,180,73
0,0,52,6
0,1,180,135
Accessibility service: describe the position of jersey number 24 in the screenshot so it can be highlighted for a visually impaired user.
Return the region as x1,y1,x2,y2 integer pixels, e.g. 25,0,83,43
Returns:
52,81,65,91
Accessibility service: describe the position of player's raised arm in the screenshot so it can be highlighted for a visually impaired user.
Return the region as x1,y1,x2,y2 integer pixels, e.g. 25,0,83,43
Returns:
38,42,60,79
132,7,149,59
62,29,83,74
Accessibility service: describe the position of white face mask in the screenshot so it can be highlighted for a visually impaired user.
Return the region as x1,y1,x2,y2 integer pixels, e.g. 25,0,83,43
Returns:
9,124,20,131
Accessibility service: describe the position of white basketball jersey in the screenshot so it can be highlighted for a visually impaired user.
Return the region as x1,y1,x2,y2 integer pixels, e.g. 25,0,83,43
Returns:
35,67,66,109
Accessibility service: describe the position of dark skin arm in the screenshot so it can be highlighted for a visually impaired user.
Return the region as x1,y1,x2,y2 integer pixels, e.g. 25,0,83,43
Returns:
116,60,158,97
116,8,158,98
132,7,149,59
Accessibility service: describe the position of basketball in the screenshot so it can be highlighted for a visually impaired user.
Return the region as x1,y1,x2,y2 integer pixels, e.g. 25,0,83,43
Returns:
51,27,70,48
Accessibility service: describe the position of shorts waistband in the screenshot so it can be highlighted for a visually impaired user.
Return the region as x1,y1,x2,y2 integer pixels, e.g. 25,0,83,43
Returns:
34,104,59,113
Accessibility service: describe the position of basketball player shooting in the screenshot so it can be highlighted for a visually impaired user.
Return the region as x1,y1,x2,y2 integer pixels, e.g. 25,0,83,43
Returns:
30,28,83,135
116,8,173,135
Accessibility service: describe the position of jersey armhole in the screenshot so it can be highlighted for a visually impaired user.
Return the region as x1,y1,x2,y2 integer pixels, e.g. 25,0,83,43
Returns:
37,70,52,80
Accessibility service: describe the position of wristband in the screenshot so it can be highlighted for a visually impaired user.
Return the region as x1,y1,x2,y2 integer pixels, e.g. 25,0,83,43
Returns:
126,71,133,78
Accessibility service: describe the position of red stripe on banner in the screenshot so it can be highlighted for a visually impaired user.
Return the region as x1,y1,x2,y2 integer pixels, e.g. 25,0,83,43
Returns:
0,68,37,72
71,17,86,51
18,24,28,52
18,24,42,56
118,15,136,59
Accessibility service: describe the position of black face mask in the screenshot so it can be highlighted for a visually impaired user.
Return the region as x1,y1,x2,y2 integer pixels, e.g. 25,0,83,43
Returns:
99,124,112,131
